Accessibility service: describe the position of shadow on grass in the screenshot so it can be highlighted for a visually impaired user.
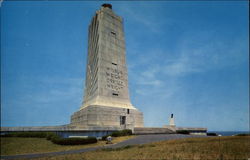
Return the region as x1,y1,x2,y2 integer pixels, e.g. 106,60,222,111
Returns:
101,145,135,151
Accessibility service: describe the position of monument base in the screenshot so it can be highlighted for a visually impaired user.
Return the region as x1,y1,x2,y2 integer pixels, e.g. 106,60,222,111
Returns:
70,105,144,130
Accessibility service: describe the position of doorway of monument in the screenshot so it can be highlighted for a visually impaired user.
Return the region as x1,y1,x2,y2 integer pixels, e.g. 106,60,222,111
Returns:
120,116,126,129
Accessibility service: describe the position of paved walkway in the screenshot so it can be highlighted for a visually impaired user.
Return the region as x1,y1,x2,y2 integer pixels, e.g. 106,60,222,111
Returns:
1,134,206,160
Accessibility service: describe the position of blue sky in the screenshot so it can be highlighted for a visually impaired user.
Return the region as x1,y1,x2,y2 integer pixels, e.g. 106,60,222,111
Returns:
1,1,249,131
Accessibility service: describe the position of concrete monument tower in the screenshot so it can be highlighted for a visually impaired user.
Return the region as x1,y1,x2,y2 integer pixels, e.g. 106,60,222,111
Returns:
70,4,144,130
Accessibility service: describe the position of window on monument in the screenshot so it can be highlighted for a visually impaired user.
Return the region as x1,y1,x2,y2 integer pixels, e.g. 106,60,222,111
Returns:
112,93,118,96
127,109,130,114
120,116,126,125
112,62,117,65
111,31,116,36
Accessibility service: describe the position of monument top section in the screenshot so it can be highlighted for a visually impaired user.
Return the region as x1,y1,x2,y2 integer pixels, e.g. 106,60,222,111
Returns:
102,3,112,9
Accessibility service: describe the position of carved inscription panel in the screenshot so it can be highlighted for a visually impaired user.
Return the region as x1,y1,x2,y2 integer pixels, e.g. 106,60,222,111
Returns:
105,67,125,93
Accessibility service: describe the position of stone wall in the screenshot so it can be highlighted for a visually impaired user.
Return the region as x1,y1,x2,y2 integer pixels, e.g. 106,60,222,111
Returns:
134,127,175,135
71,105,143,130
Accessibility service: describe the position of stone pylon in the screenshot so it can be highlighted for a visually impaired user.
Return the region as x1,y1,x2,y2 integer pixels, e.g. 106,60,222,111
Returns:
169,114,175,126
70,4,144,130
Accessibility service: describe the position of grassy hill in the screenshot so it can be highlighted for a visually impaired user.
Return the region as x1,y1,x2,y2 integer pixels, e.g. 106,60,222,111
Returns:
35,136,250,160
1,136,134,156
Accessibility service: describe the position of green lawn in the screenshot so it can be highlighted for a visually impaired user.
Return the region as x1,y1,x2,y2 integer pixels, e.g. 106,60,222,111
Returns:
33,136,250,160
1,136,135,156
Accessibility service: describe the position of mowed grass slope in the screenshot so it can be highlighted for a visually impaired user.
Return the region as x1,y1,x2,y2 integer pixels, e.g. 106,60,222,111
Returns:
1,136,134,156
34,136,250,160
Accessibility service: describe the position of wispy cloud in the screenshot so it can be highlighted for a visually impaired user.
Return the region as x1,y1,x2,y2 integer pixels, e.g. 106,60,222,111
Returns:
163,56,202,77
140,33,247,77
15,76,84,106
128,29,248,101
165,33,248,76
136,65,163,87
137,78,163,87
117,3,165,34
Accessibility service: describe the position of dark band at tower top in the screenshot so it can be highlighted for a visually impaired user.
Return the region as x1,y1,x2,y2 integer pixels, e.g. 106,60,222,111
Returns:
102,3,112,9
